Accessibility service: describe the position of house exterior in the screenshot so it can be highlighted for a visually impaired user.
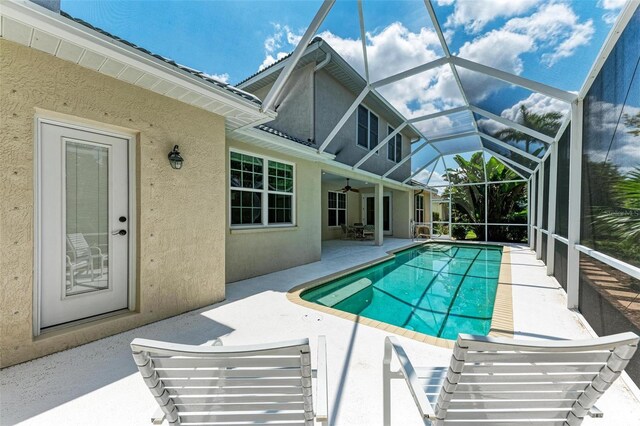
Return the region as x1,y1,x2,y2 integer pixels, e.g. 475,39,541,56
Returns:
226,38,432,282
0,0,431,367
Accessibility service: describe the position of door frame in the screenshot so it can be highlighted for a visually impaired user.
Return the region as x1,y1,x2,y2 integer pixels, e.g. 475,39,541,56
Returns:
361,191,393,235
33,114,137,336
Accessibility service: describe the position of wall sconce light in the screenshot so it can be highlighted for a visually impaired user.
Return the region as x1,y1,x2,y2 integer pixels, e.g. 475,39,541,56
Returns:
168,145,184,170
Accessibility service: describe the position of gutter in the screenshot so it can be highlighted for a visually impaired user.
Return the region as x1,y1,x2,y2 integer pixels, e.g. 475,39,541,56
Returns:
2,0,273,121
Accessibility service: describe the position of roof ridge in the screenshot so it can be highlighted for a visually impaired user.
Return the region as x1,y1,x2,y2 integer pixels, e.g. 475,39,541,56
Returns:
235,36,324,87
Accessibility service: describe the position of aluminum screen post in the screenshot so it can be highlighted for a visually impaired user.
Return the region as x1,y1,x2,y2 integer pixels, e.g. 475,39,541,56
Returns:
529,174,536,250
566,100,583,309
526,178,531,248
375,183,384,246
536,160,544,260
546,141,559,275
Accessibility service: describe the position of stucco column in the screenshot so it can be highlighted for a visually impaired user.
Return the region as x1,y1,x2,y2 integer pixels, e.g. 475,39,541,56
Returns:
375,183,384,246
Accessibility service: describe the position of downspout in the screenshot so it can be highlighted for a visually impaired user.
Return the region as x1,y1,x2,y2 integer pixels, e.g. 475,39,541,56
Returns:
314,52,332,72
312,50,331,145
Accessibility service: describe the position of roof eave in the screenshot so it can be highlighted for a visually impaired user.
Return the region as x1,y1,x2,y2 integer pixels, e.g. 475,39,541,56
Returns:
1,0,275,127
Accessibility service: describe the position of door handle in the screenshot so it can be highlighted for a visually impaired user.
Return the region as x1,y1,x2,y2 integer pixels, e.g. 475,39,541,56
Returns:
112,229,127,236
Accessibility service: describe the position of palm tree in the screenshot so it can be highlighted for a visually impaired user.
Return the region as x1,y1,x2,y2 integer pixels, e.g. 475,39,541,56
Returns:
492,105,563,154
444,152,527,242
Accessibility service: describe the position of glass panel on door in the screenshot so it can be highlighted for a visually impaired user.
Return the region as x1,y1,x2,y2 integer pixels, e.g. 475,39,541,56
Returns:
366,197,375,225
65,141,110,296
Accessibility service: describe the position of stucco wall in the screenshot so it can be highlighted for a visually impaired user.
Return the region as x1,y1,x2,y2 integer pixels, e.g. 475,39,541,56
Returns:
253,64,314,143
314,70,413,180
225,140,322,283
0,40,227,367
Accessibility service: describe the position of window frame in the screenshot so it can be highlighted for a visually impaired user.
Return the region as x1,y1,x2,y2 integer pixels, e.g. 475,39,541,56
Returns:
356,105,380,153
387,125,403,163
327,190,347,228
229,149,296,229
415,193,425,223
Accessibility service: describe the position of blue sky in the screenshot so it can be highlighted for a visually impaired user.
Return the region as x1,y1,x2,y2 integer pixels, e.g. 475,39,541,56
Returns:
61,0,628,182
61,1,622,88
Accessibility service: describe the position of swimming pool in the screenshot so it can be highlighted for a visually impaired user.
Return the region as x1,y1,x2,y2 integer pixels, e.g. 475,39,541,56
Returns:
301,243,503,340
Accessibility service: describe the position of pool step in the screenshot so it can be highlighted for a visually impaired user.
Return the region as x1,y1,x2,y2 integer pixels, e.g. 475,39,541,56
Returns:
316,278,372,307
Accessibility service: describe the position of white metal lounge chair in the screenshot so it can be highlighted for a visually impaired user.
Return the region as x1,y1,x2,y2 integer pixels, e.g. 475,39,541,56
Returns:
66,233,107,279
383,332,639,425
131,336,328,426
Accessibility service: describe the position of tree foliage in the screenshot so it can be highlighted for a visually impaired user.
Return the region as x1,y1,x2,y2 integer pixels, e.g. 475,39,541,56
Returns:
492,105,562,154
443,152,528,242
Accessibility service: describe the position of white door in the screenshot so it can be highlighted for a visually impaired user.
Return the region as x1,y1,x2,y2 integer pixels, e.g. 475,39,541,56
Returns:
39,122,130,328
362,193,392,235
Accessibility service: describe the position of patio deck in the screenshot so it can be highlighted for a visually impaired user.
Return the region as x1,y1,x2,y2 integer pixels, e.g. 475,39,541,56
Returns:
1,239,639,425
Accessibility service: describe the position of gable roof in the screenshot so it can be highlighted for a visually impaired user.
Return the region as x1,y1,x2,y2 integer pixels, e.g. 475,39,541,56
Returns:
237,37,421,140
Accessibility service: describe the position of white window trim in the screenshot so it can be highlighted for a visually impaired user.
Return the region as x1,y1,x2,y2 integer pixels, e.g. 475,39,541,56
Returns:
387,125,402,163
229,148,296,229
356,105,379,153
327,190,347,228
415,193,425,223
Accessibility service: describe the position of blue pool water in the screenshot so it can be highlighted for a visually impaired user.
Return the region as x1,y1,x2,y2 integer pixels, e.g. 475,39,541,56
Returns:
301,243,503,340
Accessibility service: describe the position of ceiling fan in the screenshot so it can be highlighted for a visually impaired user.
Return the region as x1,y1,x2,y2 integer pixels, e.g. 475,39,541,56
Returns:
340,178,359,193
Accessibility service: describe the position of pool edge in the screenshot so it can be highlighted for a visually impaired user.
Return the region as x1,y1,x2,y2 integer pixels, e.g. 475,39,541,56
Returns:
287,241,515,350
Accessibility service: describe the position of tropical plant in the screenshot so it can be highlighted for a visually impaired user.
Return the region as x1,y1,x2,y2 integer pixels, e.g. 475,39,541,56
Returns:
595,167,640,244
585,112,640,267
443,152,528,242
492,105,563,154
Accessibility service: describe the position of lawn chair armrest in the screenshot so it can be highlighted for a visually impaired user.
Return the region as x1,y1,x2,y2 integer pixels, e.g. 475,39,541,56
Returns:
151,406,165,424
315,335,328,422
384,336,436,419
588,406,603,418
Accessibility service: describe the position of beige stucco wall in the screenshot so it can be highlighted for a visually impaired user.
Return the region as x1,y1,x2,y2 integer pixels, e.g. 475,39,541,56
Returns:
225,140,322,283
0,40,227,367
393,189,413,239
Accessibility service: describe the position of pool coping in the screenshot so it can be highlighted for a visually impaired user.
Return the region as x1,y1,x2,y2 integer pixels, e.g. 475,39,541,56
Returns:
287,240,514,349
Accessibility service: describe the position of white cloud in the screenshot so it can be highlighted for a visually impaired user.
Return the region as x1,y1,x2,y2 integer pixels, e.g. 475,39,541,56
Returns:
599,0,626,24
501,92,570,122
204,72,230,84
584,102,640,174
319,23,463,119
454,2,594,101
443,0,538,33
259,23,304,70
456,29,534,102
259,52,289,71
256,1,591,136
601,0,627,10
505,3,594,66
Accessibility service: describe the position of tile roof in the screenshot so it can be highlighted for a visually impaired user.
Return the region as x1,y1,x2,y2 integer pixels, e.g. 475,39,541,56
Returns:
256,124,315,147
236,37,323,87
59,11,261,106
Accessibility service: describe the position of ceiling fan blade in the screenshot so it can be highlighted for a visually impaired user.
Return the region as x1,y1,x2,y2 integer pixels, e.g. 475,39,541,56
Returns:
351,188,360,193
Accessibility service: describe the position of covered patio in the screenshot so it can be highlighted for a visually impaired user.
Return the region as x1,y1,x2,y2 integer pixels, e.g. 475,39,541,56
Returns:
2,240,639,425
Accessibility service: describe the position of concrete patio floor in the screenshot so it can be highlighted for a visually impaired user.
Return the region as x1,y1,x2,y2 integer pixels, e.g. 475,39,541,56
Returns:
1,239,639,425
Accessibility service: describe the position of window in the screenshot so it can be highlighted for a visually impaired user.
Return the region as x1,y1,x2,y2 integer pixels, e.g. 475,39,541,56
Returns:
415,194,425,223
230,151,294,227
328,191,347,227
387,126,402,162
357,105,379,151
